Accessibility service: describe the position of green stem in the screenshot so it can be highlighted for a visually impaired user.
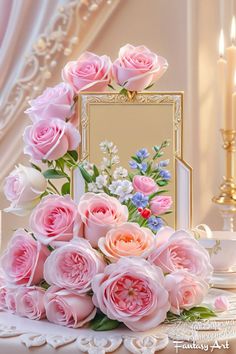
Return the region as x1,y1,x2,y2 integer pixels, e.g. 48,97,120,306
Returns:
48,180,61,195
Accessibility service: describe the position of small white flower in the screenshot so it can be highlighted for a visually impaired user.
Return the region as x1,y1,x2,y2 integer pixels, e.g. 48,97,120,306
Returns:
113,167,128,180
96,175,107,189
108,180,122,195
100,140,114,153
111,145,118,154
88,182,99,193
100,157,110,170
82,160,94,175
111,155,120,165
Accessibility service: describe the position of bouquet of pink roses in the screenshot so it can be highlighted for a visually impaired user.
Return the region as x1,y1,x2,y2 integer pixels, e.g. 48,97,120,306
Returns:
0,44,215,332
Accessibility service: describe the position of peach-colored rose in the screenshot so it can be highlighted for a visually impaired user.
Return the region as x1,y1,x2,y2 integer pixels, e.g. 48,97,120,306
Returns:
23,118,80,161
148,229,213,279
15,286,46,320
0,229,49,286
25,82,74,122
165,270,209,315
112,44,168,92
78,193,128,247
98,222,155,262
62,52,112,92
150,196,172,215
133,175,158,196
44,286,96,328
3,164,47,216
92,257,170,332
44,238,105,293
30,195,82,246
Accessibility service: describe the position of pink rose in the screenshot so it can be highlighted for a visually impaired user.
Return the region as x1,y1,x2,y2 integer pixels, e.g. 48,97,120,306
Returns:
44,286,96,328
0,272,7,311
23,118,80,161
78,193,128,247
3,164,47,216
150,196,172,215
214,296,229,312
5,287,17,314
165,270,209,315
62,52,112,93
92,258,170,331
98,222,155,262
25,82,74,122
44,238,105,293
15,286,46,320
0,229,49,285
149,229,213,279
112,44,168,92
133,175,158,196
30,195,82,246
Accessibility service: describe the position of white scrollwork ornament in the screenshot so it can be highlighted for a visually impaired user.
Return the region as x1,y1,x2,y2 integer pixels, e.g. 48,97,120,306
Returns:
123,334,169,354
76,336,123,354
46,335,76,348
0,324,22,338
20,333,47,348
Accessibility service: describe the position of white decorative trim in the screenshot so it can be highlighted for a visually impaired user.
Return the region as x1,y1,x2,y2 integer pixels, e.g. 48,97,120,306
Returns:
123,334,169,354
0,324,22,338
20,333,76,349
77,336,123,353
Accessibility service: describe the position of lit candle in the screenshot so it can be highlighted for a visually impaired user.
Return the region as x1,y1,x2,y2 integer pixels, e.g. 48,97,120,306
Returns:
232,71,236,128
218,29,226,127
225,16,236,129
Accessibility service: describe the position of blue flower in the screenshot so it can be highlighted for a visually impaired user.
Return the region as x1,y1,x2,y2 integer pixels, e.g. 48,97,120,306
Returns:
158,159,170,168
159,169,171,180
139,162,147,172
129,161,138,169
131,192,149,208
148,216,164,232
136,148,149,160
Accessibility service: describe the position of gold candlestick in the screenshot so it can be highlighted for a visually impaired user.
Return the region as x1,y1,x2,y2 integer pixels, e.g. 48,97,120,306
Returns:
213,129,236,231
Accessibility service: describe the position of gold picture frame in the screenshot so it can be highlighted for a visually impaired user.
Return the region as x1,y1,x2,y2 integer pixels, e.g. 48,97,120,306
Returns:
75,91,192,229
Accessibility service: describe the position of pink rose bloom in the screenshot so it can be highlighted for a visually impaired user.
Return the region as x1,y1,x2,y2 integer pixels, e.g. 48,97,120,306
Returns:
30,195,82,246
148,229,213,279
0,229,49,286
44,286,96,328
5,287,17,314
0,271,7,311
3,164,47,216
150,196,172,215
78,193,128,247
214,296,229,312
165,270,209,315
25,82,74,122
112,44,168,92
15,286,46,320
92,257,170,331
98,222,155,262
62,52,112,93
44,238,105,293
133,175,158,196
23,118,80,161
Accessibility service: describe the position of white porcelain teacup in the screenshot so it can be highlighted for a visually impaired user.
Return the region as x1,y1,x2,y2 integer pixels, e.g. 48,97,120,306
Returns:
197,228,236,271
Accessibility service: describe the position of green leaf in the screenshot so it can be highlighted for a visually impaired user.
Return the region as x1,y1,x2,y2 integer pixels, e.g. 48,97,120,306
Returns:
47,245,54,252
90,313,121,331
149,190,168,200
119,88,128,96
145,83,154,90
93,165,100,178
43,169,67,179
157,180,168,187
67,150,78,162
61,182,70,195
38,280,50,290
108,84,115,90
131,155,141,163
79,165,93,183
166,306,216,323
30,163,42,172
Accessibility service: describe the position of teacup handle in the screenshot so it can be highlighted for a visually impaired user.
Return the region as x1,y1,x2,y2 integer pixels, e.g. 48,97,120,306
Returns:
191,224,212,239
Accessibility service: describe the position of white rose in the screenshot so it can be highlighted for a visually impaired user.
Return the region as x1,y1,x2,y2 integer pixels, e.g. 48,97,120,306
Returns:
3,164,47,216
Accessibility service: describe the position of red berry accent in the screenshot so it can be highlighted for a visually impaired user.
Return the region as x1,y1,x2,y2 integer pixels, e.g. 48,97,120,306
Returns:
138,207,143,213
141,208,152,219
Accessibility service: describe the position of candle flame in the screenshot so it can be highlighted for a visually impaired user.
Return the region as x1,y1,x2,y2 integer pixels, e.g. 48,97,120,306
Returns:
219,29,225,57
231,16,236,43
